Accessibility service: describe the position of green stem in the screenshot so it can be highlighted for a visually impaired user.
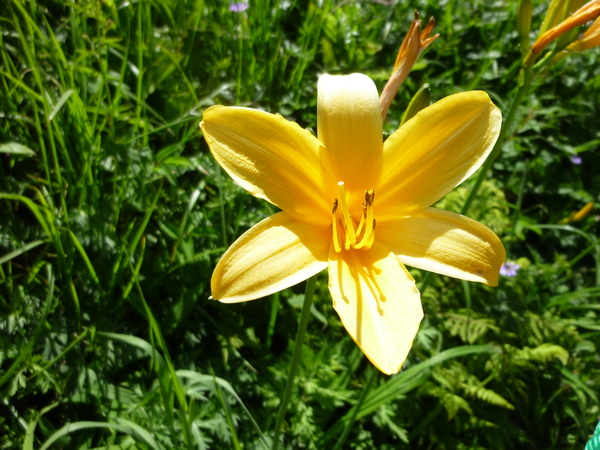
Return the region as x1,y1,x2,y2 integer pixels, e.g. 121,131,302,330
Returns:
332,367,376,450
217,166,228,248
236,13,244,103
505,160,529,255
272,276,318,450
213,369,242,450
266,292,280,349
420,271,433,293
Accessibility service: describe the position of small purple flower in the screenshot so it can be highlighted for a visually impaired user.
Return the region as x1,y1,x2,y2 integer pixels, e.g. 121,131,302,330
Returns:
230,2,249,12
500,262,520,277
571,155,582,164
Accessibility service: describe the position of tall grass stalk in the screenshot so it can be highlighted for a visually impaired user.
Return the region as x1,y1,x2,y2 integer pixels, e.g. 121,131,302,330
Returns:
272,275,317,450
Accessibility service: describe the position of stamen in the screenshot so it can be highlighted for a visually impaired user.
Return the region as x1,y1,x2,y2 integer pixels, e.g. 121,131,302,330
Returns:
364,219,376,249
337,182,357,245
331,187,376,253
344,227,352,250
354,190,375,249
332,199,342,253
355,203,367,237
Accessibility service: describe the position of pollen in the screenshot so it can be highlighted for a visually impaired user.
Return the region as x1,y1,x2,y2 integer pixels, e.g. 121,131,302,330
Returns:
331,183,376,253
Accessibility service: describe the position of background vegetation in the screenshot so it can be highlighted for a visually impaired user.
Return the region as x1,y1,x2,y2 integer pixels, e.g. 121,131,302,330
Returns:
1,0,600,448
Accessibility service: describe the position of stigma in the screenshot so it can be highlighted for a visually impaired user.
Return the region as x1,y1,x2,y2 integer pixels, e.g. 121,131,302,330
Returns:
332,181,376,253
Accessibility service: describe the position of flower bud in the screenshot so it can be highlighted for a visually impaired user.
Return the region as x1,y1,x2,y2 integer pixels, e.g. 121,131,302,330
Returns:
555,0,588,49
380,11,439,121
525,0,600,66
560,201,594,223
517,0,533,54
400,83,431,126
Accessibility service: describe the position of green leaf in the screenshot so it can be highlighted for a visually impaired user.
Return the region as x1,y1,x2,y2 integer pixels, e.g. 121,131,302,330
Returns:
0,142,36,157
38,420,162,450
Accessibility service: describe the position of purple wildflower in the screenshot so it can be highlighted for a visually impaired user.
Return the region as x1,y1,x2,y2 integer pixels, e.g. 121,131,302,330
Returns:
230,3,249,12
500,262,520,277
571,155,582,164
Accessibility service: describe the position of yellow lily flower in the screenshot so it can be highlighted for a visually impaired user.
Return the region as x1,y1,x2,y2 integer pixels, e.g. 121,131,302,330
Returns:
200,74,505,375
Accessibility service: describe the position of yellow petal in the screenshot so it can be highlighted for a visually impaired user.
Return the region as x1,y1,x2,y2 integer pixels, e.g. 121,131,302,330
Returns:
201,106,332,226
376,207,506,286
328,242,423,375
317,74,383,204
212,212,330,303
376,91,501,221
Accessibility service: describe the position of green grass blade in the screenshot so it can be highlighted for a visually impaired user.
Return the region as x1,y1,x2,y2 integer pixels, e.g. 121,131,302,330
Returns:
0,194,51,238
0,264,54,390
0,239,47,265
38,421,162,450
177,370,270,449
321,345,501,444
64,228,100,286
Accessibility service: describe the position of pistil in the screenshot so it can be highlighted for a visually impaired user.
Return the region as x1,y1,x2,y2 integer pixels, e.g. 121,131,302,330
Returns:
331,199,342,253
337,182,357,247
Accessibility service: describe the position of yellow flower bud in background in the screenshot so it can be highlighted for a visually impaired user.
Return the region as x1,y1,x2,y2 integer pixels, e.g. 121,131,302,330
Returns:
560,202,594,224
524,0,600,66
572,202,595,222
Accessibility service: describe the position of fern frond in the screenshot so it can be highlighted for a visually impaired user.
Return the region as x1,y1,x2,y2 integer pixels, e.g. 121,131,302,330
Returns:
463,384,515,410
443,310,500,344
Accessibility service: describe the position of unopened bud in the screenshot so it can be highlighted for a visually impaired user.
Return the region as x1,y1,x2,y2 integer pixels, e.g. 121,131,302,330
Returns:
568,16,600,50
556,0,588,49
380,11,439,121
525,0,600,66
400,84,431,126
517,0,533,54
559,201,594,223
539,0,569,36
572,201,594,221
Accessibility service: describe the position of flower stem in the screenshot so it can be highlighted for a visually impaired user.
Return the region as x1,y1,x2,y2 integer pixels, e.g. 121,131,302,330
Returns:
332,366,377,450
236,13,244,103
271,275,317,450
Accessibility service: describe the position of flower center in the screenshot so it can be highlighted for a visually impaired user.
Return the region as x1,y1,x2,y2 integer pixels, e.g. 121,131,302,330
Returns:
331,181,376,253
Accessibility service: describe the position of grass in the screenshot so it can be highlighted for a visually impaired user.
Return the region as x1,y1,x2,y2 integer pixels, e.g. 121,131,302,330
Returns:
1,0,600,448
